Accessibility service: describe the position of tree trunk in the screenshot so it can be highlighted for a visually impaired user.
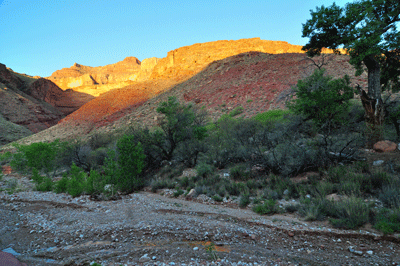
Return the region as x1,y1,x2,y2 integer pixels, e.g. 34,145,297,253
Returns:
361,56,385,147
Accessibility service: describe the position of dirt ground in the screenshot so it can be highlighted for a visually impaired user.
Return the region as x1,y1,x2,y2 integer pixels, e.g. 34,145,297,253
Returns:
1,171,399,266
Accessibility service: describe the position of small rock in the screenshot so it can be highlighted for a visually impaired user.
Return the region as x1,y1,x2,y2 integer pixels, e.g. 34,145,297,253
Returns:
287,231,294,237
373,160,385,166
186,189,196,198
193,247,199,251
367,250,373,255
2,248,20,256
139,254,150,262
152,256,157,260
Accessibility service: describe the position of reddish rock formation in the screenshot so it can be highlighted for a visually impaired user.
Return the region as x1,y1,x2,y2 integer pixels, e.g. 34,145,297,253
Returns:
28,78,94,115
0,64,93,144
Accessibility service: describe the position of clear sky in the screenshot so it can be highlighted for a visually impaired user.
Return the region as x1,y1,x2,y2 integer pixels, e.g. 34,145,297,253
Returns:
0,0,350,77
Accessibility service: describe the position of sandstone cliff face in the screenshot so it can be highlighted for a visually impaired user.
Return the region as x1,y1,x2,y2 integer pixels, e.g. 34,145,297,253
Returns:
47,57,159,96
150,38,306,81
47,38,311,96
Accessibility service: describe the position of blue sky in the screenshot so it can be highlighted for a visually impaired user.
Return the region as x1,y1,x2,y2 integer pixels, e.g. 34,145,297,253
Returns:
0,0,349,77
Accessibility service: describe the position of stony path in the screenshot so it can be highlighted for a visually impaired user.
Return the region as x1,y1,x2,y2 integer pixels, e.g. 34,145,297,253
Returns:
1,188,399,266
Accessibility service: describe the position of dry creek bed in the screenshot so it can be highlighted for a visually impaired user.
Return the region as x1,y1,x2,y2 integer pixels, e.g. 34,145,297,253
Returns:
1,173,400,266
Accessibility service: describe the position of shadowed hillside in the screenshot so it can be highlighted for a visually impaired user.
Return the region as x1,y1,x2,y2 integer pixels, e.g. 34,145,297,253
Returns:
14,51,367,145
0,63,94,145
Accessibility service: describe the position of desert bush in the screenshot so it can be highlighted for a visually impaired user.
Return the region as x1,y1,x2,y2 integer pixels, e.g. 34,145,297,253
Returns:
253,109,291,124
196,162,214,178
379,183,400,209
85,169,106,195
229,106,244,117
252,199,278,215
299,198,332,221
329,196,370,229
55,174,69,193
373,208,400,234
88,132,114,150
66,163,87,197
239,194,250,208
230,164,250,181
173,189,184,197
150,178,176,192
31,168,53,192
212,195,223,202
0,151,11,165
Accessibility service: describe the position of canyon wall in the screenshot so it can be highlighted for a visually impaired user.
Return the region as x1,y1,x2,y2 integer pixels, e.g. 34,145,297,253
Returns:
47,38,317,96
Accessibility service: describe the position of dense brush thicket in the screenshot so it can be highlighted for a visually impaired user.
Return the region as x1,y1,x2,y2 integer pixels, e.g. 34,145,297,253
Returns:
1,69,400,233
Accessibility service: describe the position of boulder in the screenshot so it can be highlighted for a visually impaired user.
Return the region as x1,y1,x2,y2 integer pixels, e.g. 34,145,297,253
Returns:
2,165,12,175
0,251,27,266
373,140,397,152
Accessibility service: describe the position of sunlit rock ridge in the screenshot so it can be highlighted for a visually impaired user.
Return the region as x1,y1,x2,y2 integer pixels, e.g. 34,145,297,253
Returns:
47,38,312,96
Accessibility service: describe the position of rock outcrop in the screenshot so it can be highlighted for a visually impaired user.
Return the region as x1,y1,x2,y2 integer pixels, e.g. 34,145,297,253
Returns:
47,57,157,96
0,64,94,145
150,38,307,81
28,78,94,115
46,38,317,96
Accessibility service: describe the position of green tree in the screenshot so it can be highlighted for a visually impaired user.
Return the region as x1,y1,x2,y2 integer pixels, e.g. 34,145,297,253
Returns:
288,68,354,131
116,135,145,192
302,0,400,144
155,96,207,161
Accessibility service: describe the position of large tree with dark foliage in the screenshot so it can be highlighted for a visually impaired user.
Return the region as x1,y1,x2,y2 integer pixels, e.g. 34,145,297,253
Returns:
302,0,400,145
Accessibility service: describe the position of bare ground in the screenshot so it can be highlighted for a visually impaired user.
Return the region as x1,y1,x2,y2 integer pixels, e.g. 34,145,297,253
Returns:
1,173,399,266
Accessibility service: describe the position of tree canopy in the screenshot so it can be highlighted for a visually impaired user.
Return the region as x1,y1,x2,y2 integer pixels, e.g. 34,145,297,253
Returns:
302,0,400,144
302,0,400,93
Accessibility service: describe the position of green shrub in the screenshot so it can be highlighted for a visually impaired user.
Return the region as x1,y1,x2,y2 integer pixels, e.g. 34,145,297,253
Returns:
55,174,69,193
85,169,106,195
239,194,250,208
253,109,291,123
0,151,12,165
196,162,214,178
253,199,278,215
299,198,331,221
173,189,184,197
36,177,53,192
66,163,87,197
230,164,250,181
229,106,244,117
150,178,175,192
287,68,354,130
116,136,146,192
31,168,53,192
329,197,370,229
379,184,400,209
373,208,400,234
212,195,223,202
11,140,67,176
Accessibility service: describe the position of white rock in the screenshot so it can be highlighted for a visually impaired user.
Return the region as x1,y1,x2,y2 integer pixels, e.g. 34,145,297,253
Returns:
193,247,199,251
139,254,151,262
373,160,385,166
367,250,373,255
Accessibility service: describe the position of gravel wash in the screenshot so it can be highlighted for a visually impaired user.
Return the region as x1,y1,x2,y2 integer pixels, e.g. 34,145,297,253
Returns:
1,188,400,266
